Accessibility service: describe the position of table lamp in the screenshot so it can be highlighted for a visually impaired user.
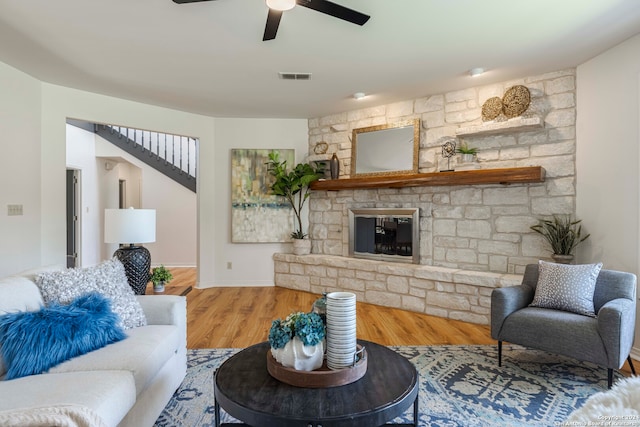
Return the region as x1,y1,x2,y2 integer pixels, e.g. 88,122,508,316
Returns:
104,208,156,294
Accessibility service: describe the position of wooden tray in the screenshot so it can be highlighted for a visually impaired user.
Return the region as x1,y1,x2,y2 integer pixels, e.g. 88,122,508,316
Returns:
267,345,367,388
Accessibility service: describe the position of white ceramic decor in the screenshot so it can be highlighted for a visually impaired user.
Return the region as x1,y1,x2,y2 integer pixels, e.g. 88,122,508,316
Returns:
271,336,324,371
326,292,357,370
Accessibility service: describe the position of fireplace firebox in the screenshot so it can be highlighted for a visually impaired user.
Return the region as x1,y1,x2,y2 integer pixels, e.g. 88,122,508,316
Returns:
348,208,419,264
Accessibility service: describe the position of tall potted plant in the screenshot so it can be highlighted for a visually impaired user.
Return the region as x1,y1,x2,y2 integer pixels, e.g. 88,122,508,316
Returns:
266,151,324,255
530,215,590,264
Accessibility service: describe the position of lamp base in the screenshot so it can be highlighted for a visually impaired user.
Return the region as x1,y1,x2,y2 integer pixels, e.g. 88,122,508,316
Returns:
113,245,151,295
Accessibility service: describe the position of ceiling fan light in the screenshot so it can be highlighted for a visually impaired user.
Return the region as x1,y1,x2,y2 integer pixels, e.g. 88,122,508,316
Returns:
266,0,296,11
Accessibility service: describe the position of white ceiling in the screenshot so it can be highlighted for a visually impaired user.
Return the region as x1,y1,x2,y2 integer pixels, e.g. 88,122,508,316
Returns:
1,0,639,119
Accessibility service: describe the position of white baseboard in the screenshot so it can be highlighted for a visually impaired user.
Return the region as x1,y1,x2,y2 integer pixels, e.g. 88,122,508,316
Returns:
630,346,640,363
151,264,197,268
196,280,274,288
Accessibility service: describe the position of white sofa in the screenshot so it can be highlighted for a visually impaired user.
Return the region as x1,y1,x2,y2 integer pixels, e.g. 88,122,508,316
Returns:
0,265,187,427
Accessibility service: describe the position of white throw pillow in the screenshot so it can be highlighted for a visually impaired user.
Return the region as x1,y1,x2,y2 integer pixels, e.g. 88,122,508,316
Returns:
35,258,147,329
530,260,602,317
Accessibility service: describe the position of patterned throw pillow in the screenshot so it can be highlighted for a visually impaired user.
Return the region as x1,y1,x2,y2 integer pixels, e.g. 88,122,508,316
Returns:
530,260,603,317
35,258,147,329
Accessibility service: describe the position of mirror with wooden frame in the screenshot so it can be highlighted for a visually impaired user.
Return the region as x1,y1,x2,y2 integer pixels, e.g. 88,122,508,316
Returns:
351,119,420,177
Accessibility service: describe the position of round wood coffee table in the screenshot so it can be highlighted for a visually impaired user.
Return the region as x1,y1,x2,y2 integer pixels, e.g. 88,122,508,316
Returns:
214,340,418,427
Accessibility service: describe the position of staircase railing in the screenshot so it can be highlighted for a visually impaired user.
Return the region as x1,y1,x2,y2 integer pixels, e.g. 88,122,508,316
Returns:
95,124,197,192
105,125,197,178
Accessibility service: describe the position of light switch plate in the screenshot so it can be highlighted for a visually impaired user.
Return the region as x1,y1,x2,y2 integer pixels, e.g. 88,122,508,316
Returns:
7,204,23,216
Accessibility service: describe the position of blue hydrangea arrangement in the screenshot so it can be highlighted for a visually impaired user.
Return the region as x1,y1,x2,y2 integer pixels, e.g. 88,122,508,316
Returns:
268,311,325,349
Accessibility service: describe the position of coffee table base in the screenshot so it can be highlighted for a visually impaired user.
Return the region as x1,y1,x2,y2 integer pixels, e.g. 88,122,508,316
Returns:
215,395,418,427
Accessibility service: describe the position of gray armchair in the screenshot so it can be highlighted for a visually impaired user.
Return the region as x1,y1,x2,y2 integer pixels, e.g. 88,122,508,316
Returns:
491,264,637,388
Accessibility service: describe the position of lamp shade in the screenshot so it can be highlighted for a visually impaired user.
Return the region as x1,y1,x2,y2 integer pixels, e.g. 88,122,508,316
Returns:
104,208,156,244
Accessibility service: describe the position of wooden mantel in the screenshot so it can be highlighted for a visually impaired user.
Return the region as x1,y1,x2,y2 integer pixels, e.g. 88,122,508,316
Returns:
310,166,545,191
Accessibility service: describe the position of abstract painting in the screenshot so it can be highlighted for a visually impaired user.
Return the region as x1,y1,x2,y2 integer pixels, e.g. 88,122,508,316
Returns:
231,149,294,243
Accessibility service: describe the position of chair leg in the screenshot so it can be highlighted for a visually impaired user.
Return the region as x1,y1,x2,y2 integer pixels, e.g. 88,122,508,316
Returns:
607,358,635,390
628,356,637,376
498,341,502,367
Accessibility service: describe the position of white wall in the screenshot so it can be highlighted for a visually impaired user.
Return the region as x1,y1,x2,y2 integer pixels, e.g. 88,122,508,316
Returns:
210,118,309,286
0,62,42,275
576,33,640,358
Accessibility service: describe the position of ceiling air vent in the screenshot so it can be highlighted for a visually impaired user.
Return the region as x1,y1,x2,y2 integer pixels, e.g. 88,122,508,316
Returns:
278,72,312,80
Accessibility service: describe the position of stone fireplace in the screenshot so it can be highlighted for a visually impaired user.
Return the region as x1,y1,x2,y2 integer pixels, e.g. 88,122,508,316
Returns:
274,68,577,325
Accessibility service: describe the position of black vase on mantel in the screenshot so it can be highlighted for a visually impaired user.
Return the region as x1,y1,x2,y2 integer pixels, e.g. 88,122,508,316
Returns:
330,154,340,179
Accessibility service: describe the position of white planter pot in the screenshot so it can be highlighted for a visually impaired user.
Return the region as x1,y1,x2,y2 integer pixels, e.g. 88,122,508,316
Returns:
460,153,475,163
292,239,311,255
271,336,324,371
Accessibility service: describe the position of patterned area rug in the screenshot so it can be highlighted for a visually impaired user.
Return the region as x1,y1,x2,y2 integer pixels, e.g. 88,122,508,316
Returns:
155,345,622,427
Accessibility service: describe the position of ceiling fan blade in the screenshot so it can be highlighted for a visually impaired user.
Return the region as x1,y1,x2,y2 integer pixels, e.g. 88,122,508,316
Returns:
263,9,283,41
173,0,217,3
298,0,370,26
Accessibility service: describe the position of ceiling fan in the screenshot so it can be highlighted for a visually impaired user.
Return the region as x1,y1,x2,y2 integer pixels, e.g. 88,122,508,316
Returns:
172,0,370,41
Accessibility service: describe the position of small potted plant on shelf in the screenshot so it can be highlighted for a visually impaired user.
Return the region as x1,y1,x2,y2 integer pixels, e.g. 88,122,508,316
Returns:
149,265,173,293
456,142,477,163
269,311,326,371
266,151,324,255
530,215,590,264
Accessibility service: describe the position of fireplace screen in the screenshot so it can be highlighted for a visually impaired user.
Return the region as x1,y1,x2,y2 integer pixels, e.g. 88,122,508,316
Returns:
348,208,419,263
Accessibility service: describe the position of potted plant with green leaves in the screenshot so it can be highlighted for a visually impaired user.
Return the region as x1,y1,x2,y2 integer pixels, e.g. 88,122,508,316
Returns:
457,142,477,163
530,215,590,264
266,151,324,255
149,265,173,293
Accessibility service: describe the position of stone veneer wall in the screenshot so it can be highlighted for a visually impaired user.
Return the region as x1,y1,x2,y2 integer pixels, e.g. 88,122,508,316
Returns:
274,253,521,324
309,69,577,274
274,68,577,325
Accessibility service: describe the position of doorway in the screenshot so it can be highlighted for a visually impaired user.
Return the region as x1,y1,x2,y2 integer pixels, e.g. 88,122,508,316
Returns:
119,179,127,209
65,120,198,272
66,169,80,268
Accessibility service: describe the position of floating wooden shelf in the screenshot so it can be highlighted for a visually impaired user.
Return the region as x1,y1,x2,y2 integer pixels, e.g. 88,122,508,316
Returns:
310,166,545,191
455,116,544,137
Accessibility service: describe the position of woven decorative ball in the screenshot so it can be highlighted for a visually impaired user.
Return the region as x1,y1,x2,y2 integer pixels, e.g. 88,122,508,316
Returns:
481,97,503,121
313,142,328,155
502,85,531,118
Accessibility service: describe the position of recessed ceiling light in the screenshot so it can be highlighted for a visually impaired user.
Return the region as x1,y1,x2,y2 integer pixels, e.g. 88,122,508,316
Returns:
265,0,296,11
353,92,366,100
469,67,485,77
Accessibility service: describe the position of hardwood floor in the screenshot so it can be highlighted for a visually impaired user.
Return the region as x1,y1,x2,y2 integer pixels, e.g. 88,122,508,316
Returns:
166,267,495,349
166,267,637,375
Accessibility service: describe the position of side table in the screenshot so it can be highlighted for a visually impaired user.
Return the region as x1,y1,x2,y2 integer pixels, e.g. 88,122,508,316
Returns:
145,283,193,296
214,340,418,427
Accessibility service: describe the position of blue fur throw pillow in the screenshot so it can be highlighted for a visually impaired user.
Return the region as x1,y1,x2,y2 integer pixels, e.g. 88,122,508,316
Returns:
0,292,127,379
